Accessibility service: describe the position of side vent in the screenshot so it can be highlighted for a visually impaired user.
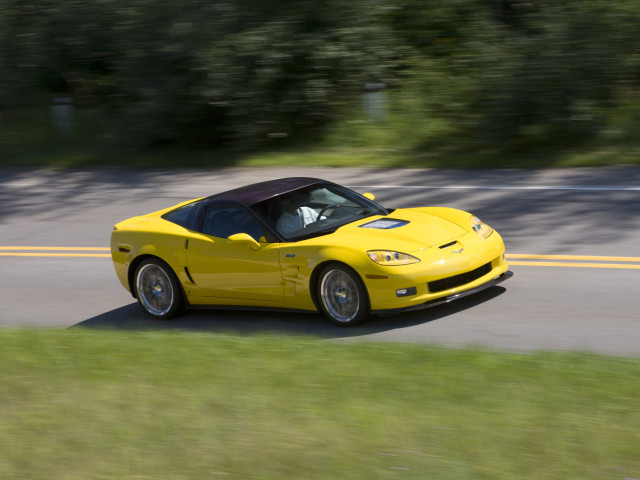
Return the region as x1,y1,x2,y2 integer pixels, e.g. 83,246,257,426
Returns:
439,241,457,249
184,267,195,284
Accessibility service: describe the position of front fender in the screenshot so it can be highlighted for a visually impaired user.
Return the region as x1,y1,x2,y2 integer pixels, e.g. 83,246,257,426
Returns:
279,243,376,310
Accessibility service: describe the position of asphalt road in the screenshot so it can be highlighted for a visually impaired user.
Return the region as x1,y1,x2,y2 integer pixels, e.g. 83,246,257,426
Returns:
1,166,639,356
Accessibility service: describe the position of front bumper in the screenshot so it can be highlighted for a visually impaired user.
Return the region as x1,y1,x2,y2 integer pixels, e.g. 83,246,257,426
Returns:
373,270,513,316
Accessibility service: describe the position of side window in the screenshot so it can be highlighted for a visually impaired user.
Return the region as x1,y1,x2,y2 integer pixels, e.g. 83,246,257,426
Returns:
201,206,264,241
162,200,203,229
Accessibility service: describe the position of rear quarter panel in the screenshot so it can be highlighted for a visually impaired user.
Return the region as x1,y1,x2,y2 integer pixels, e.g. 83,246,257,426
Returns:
110,215,191,295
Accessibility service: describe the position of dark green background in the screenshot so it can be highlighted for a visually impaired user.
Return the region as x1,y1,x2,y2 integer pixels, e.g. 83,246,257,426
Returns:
3,0,640,166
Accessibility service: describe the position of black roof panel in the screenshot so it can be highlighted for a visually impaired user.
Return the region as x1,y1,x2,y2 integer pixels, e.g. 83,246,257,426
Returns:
207,177,325,205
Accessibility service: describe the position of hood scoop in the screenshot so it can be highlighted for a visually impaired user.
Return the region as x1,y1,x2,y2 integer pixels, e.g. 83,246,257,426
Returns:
358,218,409,230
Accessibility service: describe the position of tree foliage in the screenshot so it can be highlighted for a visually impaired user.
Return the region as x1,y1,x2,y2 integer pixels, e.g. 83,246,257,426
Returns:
1,0,396,149
2,0,640,153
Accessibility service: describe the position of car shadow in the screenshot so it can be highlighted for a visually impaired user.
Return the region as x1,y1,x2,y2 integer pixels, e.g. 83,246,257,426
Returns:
71,286,506,339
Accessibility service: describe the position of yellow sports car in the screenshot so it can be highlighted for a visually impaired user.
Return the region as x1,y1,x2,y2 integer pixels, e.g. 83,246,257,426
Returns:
111,177,512,326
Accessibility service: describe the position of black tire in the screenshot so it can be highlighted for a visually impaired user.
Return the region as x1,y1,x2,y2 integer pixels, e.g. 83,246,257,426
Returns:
134,258,184,320
317,263,370,326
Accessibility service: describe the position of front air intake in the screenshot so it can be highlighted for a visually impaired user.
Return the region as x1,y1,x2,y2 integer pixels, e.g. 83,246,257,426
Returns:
428,262,492,293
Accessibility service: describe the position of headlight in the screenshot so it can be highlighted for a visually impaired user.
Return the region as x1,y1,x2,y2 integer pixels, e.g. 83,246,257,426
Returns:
470,215,493,239
367,250,420,266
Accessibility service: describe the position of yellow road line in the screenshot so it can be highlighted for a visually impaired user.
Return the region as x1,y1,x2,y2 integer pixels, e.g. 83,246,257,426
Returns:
506,253,640,269
509,261,640,269
0,248,638,268
0,253,111,257
0,246,111,257
506,254,640,262
0,246,110,251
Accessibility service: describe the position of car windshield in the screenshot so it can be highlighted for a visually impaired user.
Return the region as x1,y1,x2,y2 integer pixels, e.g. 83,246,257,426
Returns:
252,183,388,241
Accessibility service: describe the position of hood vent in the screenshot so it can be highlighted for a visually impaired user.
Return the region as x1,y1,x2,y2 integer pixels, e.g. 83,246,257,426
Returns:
359,218,409,230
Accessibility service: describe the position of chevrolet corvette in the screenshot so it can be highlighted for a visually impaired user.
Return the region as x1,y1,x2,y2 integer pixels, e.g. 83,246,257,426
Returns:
111,177,512,326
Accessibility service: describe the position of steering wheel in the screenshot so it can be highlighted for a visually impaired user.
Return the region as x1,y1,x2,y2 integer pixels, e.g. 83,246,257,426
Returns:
316,204,341,221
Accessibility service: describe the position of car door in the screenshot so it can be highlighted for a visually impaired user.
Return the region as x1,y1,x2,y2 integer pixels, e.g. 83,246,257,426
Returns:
185,205,284,304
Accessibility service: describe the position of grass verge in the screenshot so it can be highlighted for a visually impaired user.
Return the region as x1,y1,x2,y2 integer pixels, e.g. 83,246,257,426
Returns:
1,329,638,479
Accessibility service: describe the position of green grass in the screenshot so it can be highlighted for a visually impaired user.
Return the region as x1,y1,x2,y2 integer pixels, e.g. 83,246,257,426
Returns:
1,329,638,479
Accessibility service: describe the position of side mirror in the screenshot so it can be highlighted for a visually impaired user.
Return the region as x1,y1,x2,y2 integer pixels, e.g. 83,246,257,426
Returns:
227,233,261,251
363,192,375,201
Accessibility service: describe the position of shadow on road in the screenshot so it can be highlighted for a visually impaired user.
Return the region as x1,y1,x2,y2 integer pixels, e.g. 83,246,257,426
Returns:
71,286,506,339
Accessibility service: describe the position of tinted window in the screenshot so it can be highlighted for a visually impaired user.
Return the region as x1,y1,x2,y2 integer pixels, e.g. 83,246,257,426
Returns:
162,200,203,229
201,206,264,241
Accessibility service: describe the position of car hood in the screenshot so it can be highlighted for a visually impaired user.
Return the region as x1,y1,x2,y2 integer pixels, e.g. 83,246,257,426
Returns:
326,208,468,252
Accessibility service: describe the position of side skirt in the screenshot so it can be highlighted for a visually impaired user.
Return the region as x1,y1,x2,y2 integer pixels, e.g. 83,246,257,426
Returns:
187,305,318,315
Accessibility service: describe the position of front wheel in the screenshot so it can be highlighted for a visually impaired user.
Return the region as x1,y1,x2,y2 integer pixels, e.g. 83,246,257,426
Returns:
317,263,370,326
134,258,183,320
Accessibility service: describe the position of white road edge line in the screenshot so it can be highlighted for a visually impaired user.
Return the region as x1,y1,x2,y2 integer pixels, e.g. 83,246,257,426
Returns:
349,185,640,192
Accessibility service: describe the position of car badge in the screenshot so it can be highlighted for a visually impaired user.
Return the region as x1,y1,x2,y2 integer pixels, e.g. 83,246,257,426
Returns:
452,248,464,254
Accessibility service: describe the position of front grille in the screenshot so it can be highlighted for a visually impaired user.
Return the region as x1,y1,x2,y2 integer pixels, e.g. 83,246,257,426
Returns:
428,262,492,293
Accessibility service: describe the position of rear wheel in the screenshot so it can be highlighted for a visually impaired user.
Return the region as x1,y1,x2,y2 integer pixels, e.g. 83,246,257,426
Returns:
134,258,183,320
317,263,369,326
